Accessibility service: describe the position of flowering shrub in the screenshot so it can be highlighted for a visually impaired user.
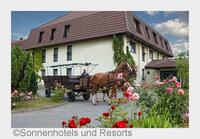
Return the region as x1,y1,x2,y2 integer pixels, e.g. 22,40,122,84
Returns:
11,90,37,109
154,76,189,125
61,76,189,128
51,82,67,102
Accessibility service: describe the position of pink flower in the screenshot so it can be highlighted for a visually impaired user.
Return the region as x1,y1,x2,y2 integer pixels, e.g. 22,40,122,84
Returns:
166,87,173,94
177,89,185,95
126,86,134,94
129,93,140,101
117,73,123,79
124,82,131,87
176,82,181,88
172,76,177,83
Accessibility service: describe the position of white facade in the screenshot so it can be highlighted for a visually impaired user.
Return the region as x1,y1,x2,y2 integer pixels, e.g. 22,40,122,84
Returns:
40,35,167,84
42,37,115,76
123,35,165,84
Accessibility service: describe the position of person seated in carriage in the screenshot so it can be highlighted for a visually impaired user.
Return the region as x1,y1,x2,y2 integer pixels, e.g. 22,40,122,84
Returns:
81,69,89,78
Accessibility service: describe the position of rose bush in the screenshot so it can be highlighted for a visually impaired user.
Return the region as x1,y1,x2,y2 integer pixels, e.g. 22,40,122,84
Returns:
11,90,37,109
61,76,189,128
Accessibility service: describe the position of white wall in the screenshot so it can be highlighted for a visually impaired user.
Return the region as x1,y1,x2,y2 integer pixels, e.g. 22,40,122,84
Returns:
124,35,166,84
42,37,115,76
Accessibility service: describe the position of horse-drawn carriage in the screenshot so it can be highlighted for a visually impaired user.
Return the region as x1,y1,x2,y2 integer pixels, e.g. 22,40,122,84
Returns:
43,61,136,104
42,63,98,102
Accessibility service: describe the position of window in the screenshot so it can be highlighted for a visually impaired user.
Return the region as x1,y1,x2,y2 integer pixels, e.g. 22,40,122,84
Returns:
63,25,70,38
67,45,72,61
160,37,163,47
163,56,165,59
66,68,72,76
130,41,136,53
157,52,159,60
42,49,46,63
142,69,145,80
153,32,158,44
134,18,142,34
53,48,58,62
142,47,146,62
165,41,169,51
38,31,44,43
145,26,150,40
50,28,56,40
53,69,58,76
149,50,153,60
42,69,45,76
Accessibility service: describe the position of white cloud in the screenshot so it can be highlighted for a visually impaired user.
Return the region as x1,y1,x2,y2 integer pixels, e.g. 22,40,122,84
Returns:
171,41,189,56
154,18,189,40
11,32,28,40
146,11,159,16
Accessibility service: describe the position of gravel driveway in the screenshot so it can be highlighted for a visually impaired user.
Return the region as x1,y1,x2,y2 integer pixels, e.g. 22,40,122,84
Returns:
12,93,120,128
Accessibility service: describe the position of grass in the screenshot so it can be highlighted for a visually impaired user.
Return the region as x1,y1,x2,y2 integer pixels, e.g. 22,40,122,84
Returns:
12,96,66,112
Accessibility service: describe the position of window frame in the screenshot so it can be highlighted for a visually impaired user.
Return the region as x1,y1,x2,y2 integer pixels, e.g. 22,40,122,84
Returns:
67,45,72,61
50,28,56,41
38,31,44,43
63,25,70,38
145,26,150,40
42,49,46,63
142,46,146,62
130,41,136,53
149,49,153,60
66,68,72,76
53,48,58,62
142,69,145,80
153,32,158,44
53,69,58,76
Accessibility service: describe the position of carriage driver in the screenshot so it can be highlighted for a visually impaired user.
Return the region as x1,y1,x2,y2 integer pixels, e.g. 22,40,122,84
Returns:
81,69,89,78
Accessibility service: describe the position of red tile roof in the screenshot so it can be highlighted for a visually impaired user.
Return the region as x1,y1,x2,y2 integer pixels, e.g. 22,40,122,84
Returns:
12,11,173,57
145,59,176,69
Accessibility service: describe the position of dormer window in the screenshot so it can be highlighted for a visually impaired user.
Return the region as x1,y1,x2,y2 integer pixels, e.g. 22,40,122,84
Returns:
160,37,163,47
50,28,56,40
165,41,169,51
134,18,142,34
145,26,150,40
153,32,158,44
38,31,44,43
63,25,70,38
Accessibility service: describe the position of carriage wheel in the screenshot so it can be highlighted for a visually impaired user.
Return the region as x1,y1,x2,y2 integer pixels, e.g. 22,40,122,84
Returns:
67,92,76,102
82,93,90,100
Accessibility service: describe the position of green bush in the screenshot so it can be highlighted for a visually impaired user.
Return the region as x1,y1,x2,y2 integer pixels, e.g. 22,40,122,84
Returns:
51,82,67,102
132,105,173,128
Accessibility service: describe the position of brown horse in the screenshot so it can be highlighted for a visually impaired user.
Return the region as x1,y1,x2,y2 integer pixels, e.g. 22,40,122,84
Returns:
89,62,136,105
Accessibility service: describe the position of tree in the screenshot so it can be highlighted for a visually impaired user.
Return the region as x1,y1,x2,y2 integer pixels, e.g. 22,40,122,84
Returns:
11,45,34,92
175,55,189,88
28,71,39,95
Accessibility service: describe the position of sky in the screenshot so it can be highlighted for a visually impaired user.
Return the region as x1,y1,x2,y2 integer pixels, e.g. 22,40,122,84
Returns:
11,11,189,56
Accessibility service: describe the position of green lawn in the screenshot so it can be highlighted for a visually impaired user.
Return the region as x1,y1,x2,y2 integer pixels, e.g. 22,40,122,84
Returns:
12,97,66,112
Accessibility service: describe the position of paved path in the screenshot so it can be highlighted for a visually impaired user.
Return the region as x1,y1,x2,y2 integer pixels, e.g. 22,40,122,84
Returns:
12,93,116,128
